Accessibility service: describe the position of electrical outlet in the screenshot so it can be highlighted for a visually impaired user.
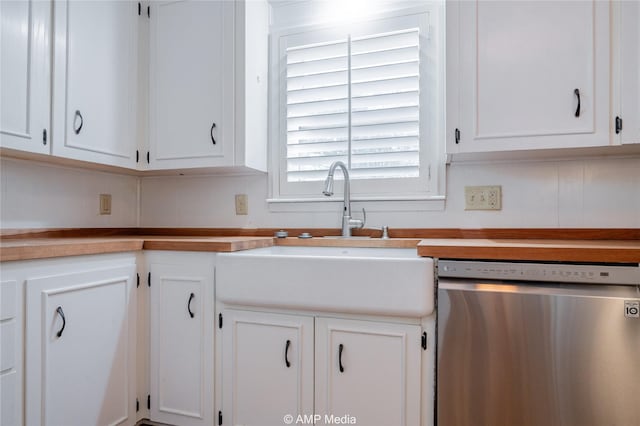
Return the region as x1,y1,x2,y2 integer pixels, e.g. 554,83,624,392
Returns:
235,194,248,215
99,194,112,215
464,186,502,210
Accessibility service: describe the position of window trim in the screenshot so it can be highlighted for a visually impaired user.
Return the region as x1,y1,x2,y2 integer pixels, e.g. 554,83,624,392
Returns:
268,3,446,203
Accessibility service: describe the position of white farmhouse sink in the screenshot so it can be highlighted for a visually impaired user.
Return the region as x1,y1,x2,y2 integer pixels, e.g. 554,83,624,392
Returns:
216,246,434,317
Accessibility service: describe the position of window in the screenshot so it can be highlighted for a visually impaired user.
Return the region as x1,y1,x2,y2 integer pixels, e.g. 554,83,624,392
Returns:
270,4,444,201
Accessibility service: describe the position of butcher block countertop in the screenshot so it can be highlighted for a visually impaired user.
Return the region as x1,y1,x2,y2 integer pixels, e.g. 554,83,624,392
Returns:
1,229,638,263
0,236,274,262
417,239,640,263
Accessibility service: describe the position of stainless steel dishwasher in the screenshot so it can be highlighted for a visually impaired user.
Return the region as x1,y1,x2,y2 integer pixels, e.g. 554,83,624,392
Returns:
437,260,640,426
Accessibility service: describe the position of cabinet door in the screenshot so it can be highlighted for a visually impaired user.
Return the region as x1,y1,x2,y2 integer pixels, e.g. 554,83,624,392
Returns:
222,310,314,426
148,0,234,170
315,318,422,426
149,262,214,426
25,264,137,426
618,0,640,144
1,279,22,426
52,0,138,168
0,0,50,154
449,1,610,153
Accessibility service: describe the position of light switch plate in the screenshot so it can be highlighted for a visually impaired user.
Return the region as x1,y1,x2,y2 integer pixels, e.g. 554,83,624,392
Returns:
235,194,248,215
99,194,112,215
465,186,502,210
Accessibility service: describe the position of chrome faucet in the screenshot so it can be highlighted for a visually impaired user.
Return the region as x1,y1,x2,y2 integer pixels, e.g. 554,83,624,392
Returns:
322,161,365,237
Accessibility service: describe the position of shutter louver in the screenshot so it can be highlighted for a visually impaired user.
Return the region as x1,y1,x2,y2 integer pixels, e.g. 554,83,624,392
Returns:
286,28,420,183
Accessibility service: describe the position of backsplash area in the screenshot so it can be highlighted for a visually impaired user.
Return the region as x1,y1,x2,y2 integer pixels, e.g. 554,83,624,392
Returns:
0,158,139,229
140,156,640,229
1,156,638,230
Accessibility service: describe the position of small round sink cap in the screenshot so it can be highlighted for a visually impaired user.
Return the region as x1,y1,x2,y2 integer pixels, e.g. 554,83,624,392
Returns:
274,230,288,238
298,232,313,239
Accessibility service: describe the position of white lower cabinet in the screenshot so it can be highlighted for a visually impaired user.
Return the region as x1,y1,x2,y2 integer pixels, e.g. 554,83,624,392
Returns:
1,277,23,426
221,311,425,426
148,252,215,426
23,254,137,426
315,318,422,426
222,310,314,426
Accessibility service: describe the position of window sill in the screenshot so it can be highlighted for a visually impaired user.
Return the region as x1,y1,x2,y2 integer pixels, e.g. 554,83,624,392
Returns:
267,195,446,212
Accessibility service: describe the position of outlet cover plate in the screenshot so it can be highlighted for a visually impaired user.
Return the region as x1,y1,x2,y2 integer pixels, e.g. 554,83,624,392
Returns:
99,194,112,215
464,186,502,210
235,194,248,215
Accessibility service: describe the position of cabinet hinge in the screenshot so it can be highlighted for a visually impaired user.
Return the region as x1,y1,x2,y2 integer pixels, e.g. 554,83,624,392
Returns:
455,128,460,144
147,394,150,410
42,129,47,145
218,410,223,426
137,2,141,15
218,313,223,329
136,273,140,288
136,398,139,412
616,116,623,134
147,272,151,287
421,332,427,350
147,151,150,164
136,150,139,163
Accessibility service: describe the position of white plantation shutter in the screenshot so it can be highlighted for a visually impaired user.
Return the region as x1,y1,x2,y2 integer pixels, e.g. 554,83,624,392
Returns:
285,28,420,183
286,38,349,182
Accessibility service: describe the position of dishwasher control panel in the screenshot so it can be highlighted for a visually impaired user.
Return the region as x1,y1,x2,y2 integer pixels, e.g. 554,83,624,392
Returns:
438,260,640,285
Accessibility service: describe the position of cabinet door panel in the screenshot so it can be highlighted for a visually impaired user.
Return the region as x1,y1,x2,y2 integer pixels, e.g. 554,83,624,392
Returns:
1,279,21,426
149,0,234,169
619,1,640,144
453,0,610,153
52,0,137,167
222,310,314,426
315,318,422,426
149,262,214,426
0,0,50,154
25,264,136,426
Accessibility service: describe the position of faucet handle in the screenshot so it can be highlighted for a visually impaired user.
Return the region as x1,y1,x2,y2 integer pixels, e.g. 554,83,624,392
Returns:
348,208,366,230
370,225,390,239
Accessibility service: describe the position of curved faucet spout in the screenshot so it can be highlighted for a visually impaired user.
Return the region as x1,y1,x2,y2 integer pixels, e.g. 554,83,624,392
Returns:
323,161,364,236
322,161,350,216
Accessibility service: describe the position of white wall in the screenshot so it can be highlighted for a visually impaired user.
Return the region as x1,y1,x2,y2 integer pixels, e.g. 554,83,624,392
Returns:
140,156,640,229
0,158,139,229
2,155,637,230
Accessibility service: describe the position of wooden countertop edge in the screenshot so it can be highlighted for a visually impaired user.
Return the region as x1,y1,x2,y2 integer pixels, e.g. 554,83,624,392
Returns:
274,237,421,248
0,240,144,262
2,235,639,263
417,245,640,263
142,238,274,252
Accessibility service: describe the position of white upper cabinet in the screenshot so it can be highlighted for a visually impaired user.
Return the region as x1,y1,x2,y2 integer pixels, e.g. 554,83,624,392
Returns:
0,0,51,154
148,0,229,169
52,0,138,168
616,0,640,144
148,0,267,171
448,1,611,154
